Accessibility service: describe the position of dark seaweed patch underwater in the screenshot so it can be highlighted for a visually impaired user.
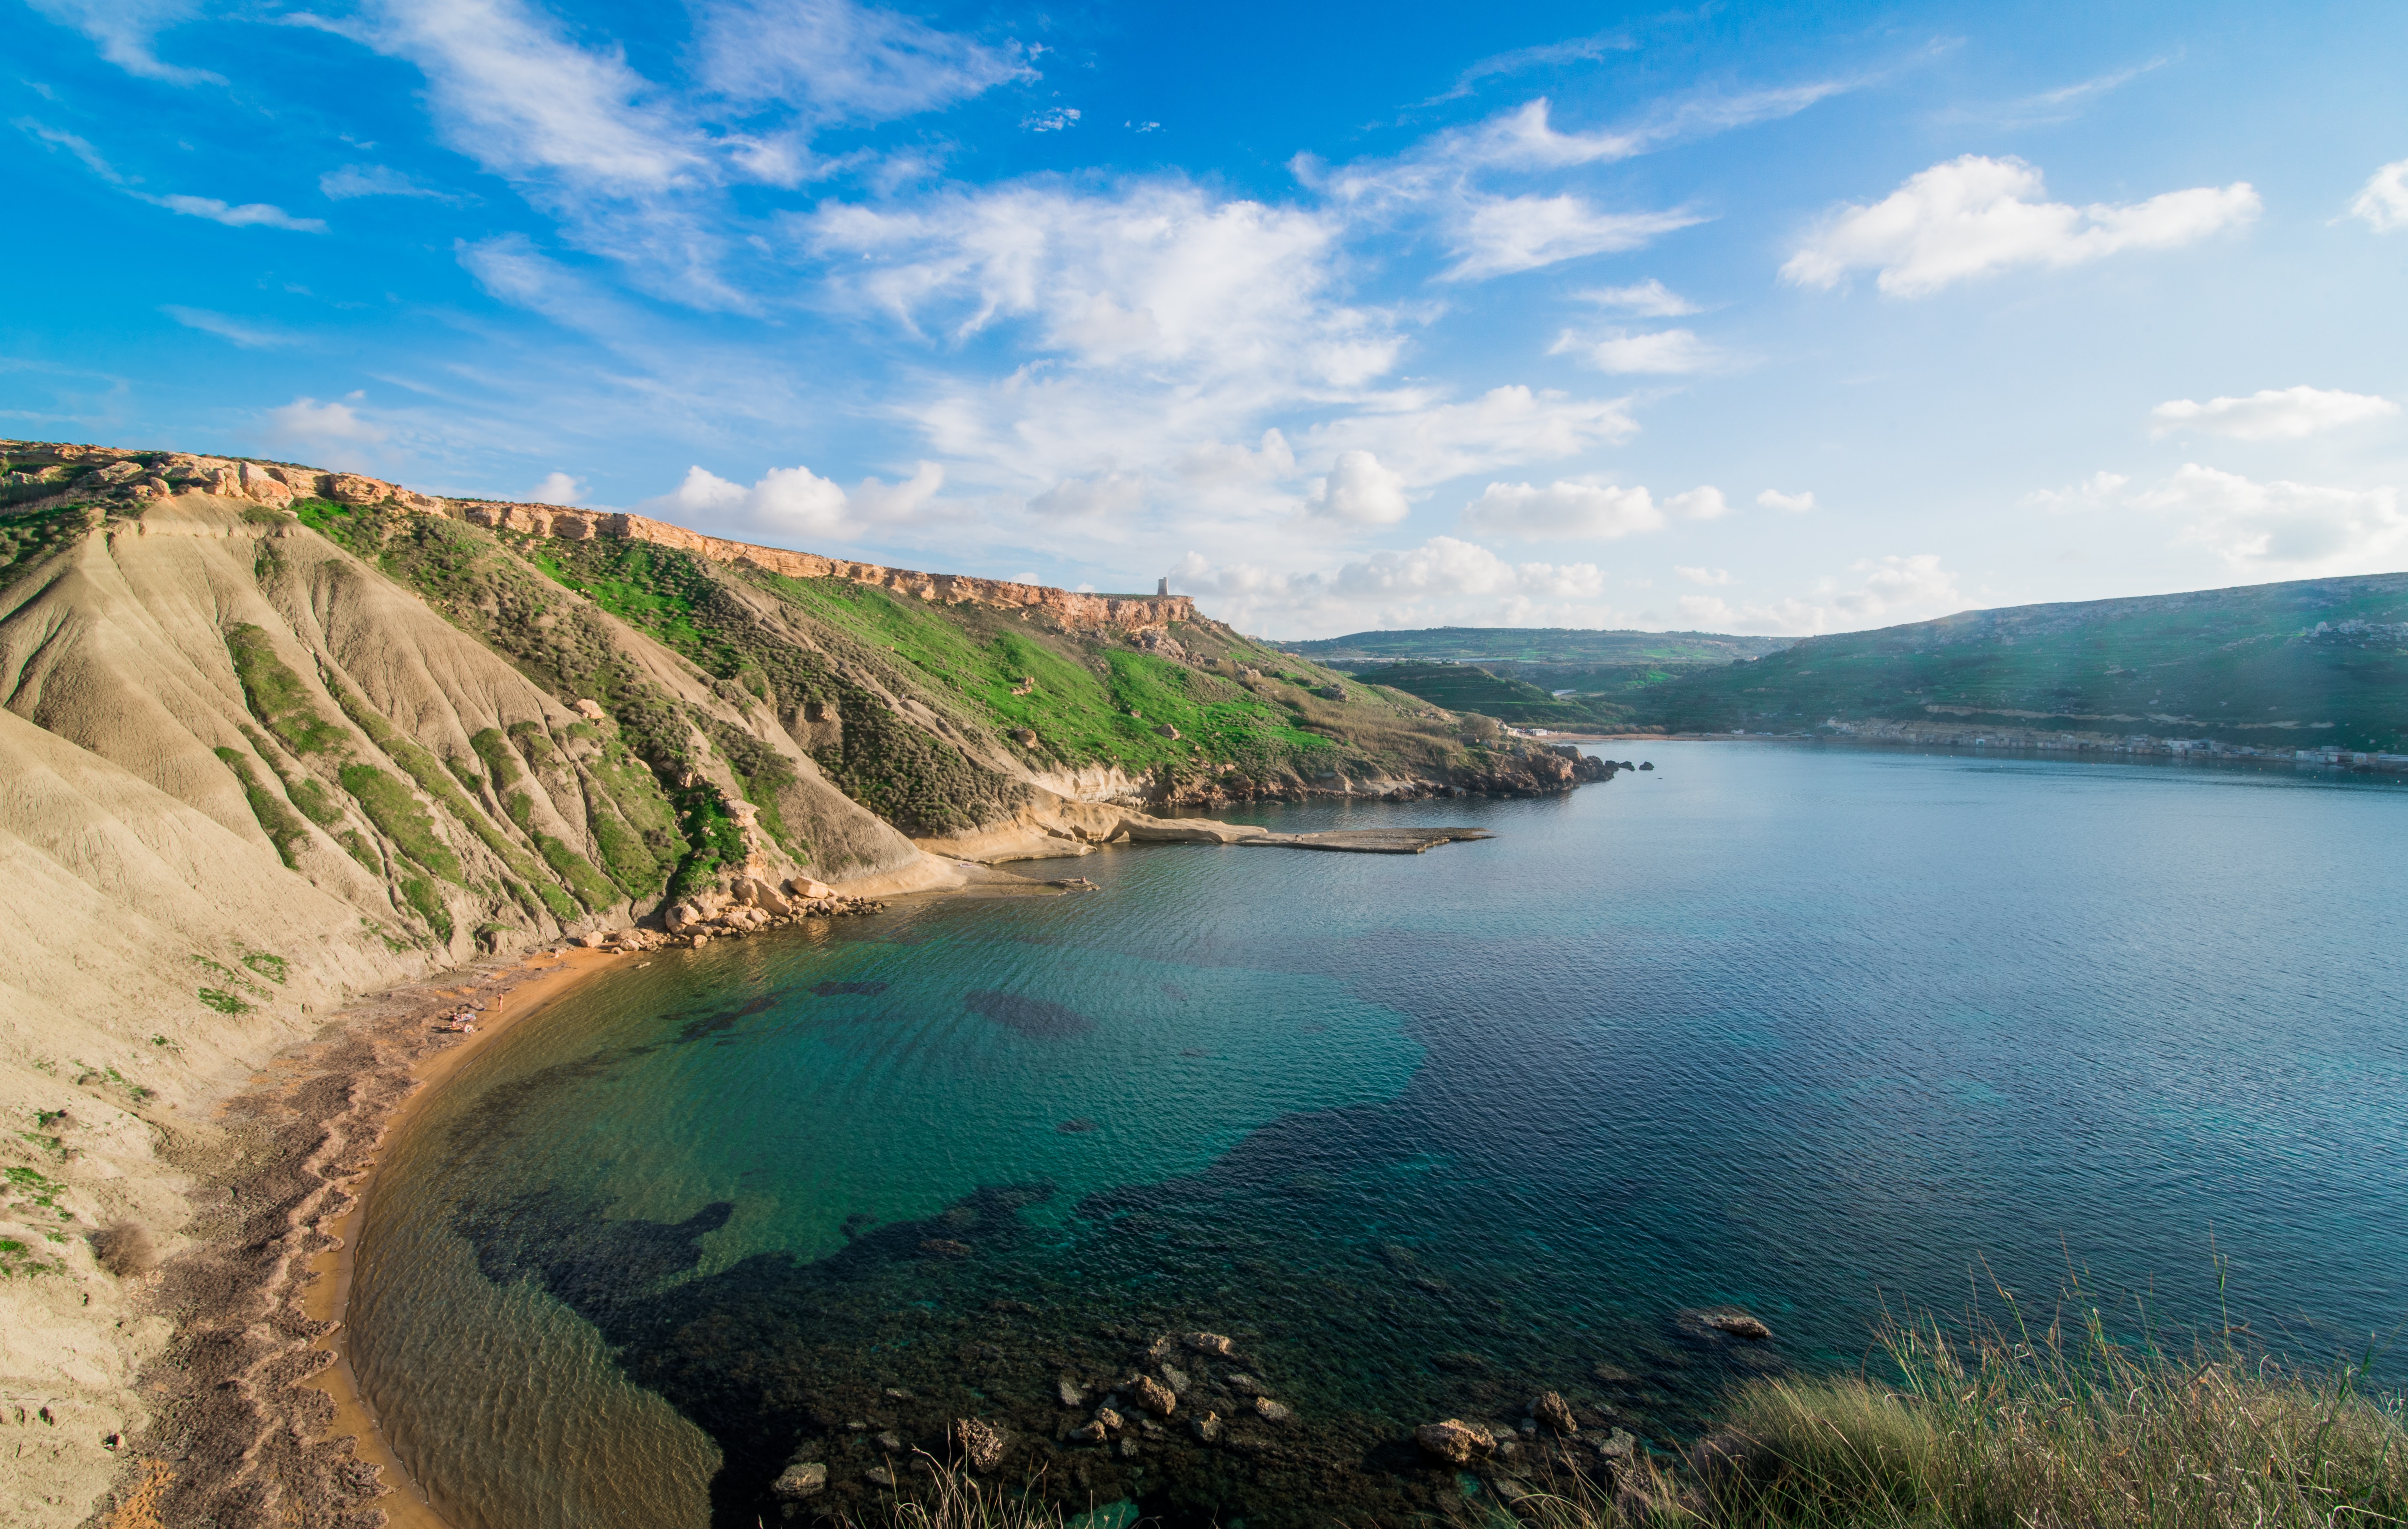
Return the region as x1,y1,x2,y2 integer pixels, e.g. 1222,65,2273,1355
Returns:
346,744,2408,1529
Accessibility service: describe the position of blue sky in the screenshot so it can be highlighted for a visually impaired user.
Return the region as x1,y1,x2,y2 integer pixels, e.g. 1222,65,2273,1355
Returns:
7,0,2406,637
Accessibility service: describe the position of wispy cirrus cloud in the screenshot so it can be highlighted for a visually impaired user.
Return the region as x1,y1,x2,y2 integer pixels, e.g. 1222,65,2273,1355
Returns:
23,0,223,83
18,119,326,229
163,305,299,348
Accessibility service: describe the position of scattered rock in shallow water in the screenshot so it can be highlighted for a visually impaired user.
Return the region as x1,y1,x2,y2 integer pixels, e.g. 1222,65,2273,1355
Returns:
919,1238,972,1259
954,1418,1008,1472
1185,1331,1237,1357
771,1461,826,1499
1158,1363,1190,1394
811,980,888,997
1705,1310,1773,1340
1591,1361,1637,1385
1131,1376,1176,1417
1094,1406,1125,1432
1415,1419,1494,1465
1071,1419,1108,1444
1116,1437,1141,1460
1252,1397,1291,1424
884,1387,913,1400
1058,1375,1087,1406
1226,1373,1264,1396
864,1467,895,1488
1534,1391,1579,1435
965,989,1095,1039
1594,1428,1638,1463
1191,1411,1223,1444
1055,1118,1095,1134
876,1432,902,1453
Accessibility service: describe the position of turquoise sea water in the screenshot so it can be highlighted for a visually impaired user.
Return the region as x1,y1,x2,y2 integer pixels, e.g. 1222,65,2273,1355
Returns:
347,741,2408,1528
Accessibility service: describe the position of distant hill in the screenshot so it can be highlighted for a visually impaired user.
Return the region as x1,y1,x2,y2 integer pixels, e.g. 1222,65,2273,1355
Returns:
1345,661,1630,727
1279,626,1791,668
1633,572,2408,753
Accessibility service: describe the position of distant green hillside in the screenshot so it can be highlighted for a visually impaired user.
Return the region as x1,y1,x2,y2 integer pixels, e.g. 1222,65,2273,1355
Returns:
1633,572,2408,753
1278,626,1791,668
1348,661,1635,727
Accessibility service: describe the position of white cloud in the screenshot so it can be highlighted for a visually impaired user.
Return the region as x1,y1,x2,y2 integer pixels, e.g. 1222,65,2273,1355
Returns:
150,193,328,231
2128,465,2407,574
1029,470,1146,519
24,0,222,83
1575,278,1698,316
2349,159,2408,232
1305,386,1640,487
266,394,386,468
645,458,945,541
1551,326,1726,374
1307,450,1410,525
528,471,586,504
694,0,1029,125
1667,486,1729,520
1676,565,1731,585
1677,554,1962,635
1173,535,1614,634
1025,107,1080,133
2149,386,2398,441
320,163,458,201
1756,488,1816,512
1782,155,2259,297
2020,470,2128,514
1445,195,1703,280
162,306,294,348
1463,479,1662,539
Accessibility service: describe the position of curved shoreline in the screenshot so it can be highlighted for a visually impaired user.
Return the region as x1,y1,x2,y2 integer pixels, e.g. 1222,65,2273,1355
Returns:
295,948,625,1529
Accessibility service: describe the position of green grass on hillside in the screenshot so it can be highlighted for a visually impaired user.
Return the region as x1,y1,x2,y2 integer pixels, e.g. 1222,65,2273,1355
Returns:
1283,626,1791,667
1352,660,1635,727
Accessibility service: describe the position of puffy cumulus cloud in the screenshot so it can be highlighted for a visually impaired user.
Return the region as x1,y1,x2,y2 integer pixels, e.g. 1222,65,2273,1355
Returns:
1171,536,1615,635
1676,555,1962,635
1676,565,1732,585
2149,386,2398,441
265,393,387,470
647,458,945,540
1575,278,1699,316
1307,450,1411,525
1461,478,1723,538
1757,488,1815,512
1782,155,2258,297
1550,327,1727,374
2127,465,2407,575
528,471,587,504
2350,159,2408,232
24,0,221,83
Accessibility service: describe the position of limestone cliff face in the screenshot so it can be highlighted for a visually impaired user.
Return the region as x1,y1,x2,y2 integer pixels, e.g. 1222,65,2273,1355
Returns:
451,500,1195,632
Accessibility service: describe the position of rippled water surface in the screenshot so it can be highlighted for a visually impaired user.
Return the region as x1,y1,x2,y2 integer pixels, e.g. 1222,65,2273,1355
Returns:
349,742,2408,1529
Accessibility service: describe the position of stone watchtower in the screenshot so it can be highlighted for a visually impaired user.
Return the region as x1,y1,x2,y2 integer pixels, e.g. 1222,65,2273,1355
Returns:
1157,577,1169,596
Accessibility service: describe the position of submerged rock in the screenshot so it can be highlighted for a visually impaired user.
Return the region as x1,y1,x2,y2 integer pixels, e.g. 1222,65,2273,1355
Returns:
1595,1428,1638,1463
1185,1331,1237,1357
1534,1390,1579,1435
1706,1310,1773,1340
1094,1406,1125,1432
1191,1411,1223,1444
1252,1397,1292,1424
1158,1363,1190,1394
864,1467,896,1488
1225,1373,1264,1396
1071,1419,1108,1444
771,1461,826,1499
1058,1375,1087,1407
1131,1375,1176,1417
1414,1418,1494,1465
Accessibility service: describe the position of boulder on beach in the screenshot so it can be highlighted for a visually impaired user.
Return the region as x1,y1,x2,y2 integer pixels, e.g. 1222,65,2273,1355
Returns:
1414,1418,1494,1465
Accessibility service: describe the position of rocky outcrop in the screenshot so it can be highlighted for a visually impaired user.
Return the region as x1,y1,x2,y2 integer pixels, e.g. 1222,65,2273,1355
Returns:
452,499,1194,633
1415,1418,1494,1465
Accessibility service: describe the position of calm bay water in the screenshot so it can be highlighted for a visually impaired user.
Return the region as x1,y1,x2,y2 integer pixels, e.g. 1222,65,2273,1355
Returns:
348,742,2408,1529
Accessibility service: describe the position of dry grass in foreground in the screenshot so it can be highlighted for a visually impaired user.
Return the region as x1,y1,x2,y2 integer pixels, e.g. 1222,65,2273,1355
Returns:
1502,1298,2406,1529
